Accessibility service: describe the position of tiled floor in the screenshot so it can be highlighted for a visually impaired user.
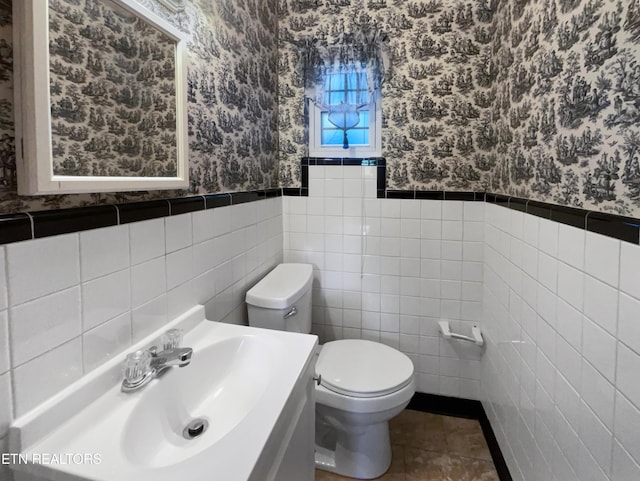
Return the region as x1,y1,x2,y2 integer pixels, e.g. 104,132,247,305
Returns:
315,409,500,481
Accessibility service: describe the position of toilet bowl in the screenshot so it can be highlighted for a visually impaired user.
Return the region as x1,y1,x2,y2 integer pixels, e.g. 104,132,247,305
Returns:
246,264,416,479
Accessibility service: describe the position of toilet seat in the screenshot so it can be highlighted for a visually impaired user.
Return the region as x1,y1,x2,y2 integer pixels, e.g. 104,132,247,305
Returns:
316,339,414,398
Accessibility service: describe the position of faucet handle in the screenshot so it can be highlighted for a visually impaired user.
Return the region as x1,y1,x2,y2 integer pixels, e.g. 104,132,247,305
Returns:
162,328,183,350
124,350,152,385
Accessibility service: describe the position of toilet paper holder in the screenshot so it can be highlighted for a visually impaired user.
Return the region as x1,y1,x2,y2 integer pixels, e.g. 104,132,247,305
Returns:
438,320,484,347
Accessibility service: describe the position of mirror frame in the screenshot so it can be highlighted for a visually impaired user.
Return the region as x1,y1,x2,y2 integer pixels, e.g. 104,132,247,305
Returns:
13,0,189,195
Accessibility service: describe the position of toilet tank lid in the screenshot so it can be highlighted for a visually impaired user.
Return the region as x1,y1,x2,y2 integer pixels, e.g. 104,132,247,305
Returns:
246,264,313,309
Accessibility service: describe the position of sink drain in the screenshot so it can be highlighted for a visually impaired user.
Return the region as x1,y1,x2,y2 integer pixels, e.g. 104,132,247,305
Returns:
183,418,209,439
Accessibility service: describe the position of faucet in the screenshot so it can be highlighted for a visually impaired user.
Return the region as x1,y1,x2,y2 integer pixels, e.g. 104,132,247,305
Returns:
122,329,193,393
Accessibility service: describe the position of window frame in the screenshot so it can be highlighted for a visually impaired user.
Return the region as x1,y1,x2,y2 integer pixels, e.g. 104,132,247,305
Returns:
308,74,382,158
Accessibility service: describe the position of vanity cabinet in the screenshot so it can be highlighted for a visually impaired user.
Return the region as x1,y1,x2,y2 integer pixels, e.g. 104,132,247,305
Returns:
250,353,316,481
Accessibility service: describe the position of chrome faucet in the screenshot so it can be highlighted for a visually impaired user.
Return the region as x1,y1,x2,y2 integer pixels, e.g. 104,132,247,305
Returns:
122,329,193,393
149,346,193,371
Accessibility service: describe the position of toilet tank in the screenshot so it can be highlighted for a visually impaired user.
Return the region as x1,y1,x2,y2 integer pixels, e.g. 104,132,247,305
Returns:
246,263,313,333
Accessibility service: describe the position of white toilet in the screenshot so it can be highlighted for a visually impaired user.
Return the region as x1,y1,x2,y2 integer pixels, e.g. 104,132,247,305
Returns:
246,263,415,479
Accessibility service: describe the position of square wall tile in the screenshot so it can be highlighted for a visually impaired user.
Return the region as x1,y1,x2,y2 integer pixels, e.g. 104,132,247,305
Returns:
618,293,640,355
612,441,640,481
10,286,81,367
614,392,640,467
617,343,640,410
131,294,167,343
583,275,618,335
558,224,585,270
0,311,8,375
131,257,167,308
166,247,194,290
82,312,131,373
400,199,420,219
13,338,82,416
80,225,129,282
0,371,12,438
7,234,79,306
129,218,165,265
580,358,615,429
620,242,640,301
584,231,620,288
578,401,613,474
538,219,559,257
0,249,7,311
165,214,192,253
82,269,130,331
557,263,584,311
442,201,463,220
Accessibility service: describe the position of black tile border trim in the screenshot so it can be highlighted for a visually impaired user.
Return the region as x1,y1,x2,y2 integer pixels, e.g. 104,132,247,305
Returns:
0,188,282,245
408,392,513,481
284,158,640,244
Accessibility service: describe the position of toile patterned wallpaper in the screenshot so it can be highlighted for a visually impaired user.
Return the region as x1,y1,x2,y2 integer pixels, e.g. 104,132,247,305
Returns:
1,0,639,217
277,0,496,190
278,0,640,217
490,0,640,216
49,0,178,178
0,0,278,213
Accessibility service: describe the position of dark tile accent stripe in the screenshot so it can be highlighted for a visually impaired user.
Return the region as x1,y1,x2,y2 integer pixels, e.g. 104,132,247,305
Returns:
204,193,232,209
494,194,510,208
526,200,552,219
169,196,205,215
415,190,445,200
303,157,384,166
508,197,527,212
444,191,476,201
117,200,170,224
32,205,118,238
377,166,386,191
282,187,304,196
551,205,588,229
587,211,640,244
387,190,415,199
408,393,513,481
0,214,33,244
230,191,260,204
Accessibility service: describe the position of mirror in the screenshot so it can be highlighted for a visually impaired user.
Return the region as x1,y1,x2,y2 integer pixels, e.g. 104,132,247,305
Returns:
13,0,188,195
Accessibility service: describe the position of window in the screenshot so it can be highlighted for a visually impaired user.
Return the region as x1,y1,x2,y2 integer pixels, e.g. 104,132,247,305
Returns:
309,70,381,158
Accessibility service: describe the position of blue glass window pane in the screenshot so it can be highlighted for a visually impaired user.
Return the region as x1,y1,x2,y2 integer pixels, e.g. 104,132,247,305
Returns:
322,129,344,145
359,110,370,125
347,129,369,145
321,113,333,128
330,92,345,105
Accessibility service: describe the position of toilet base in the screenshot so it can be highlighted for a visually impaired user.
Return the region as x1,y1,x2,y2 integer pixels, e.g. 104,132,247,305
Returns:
314,420,392,479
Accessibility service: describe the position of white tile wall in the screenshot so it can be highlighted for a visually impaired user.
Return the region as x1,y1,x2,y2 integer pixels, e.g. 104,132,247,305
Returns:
2,183,638,481
0,198,282,442
481,202,640,481
283,165,484,399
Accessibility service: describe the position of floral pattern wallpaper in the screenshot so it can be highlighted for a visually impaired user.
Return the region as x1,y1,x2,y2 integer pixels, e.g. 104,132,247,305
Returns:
49,0,178,177
278,0,640,217
0,0,278,213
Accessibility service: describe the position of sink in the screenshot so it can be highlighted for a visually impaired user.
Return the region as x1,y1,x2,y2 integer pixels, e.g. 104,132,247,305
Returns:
123,334,278,468
9,306,318,481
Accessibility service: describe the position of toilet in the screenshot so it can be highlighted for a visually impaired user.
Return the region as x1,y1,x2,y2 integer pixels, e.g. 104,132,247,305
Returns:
246,263,415,479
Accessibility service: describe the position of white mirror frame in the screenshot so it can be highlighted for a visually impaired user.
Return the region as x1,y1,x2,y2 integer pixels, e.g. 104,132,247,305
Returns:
13,0,189,195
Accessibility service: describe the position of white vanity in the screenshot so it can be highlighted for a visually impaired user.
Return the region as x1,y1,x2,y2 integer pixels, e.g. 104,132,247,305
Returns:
8,306,317,481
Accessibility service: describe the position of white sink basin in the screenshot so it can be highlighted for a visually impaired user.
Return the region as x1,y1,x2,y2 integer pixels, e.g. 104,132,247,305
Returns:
9,306,317,481
123,334,278,468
